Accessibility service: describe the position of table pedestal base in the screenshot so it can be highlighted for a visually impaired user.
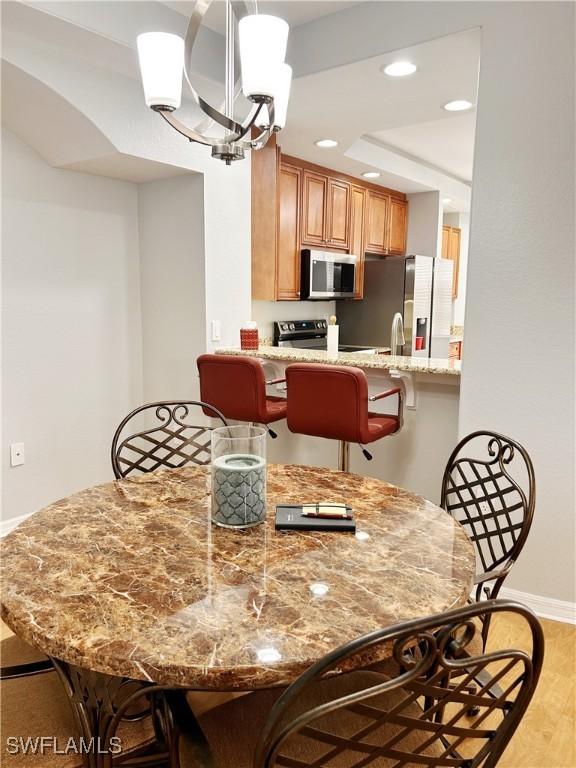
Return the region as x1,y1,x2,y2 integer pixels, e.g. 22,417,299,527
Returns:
50,659,210,768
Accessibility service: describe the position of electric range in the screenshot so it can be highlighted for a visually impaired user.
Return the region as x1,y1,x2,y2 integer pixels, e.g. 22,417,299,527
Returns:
273,320,378,354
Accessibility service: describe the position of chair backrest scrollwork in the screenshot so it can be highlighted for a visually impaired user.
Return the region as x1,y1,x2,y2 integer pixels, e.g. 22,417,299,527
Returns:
111,400,227,479
440,431,535,578
256,600,543,768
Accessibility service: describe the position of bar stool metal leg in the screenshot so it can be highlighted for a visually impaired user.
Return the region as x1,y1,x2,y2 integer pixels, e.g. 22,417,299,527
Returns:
338,441,350,472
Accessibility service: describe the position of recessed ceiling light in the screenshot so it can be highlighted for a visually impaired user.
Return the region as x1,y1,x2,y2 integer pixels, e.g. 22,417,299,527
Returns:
382,61,417,77
442,197,453,204
315,138,338,148
443,100,473,112
362,171,381,179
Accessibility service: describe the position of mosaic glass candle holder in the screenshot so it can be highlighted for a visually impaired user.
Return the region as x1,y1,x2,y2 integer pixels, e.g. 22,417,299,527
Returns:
211,425,267,528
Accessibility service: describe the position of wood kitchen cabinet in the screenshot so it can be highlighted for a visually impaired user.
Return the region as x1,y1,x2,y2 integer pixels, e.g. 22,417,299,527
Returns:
350,185,366,299
277,163,302,299
326,178,350,248
301,170,327,246
442,225,461,298
301,171,350,249
365,191,408,257
365,191,389,255
251,136,302,301
388,198,408,256
251,146,408,300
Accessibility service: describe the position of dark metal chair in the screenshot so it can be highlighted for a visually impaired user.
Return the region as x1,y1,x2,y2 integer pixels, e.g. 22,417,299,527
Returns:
111,400,227,479
440,431,536,652
193,600,543,768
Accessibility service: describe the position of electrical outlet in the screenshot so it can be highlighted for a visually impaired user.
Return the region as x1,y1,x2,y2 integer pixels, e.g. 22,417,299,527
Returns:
211,320,222,342
10,442,25,467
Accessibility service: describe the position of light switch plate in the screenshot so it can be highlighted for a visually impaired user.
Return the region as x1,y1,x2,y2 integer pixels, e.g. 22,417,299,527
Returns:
10,442,25,467
211,320,222,342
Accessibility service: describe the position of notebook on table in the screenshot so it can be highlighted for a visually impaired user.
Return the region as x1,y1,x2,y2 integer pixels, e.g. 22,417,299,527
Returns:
275,503,355,532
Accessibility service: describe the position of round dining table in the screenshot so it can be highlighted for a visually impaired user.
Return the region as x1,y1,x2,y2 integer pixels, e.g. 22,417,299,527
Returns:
1,463,475,763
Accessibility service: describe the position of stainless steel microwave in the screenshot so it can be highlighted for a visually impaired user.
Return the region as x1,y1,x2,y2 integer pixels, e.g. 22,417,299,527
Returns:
300,250,357,300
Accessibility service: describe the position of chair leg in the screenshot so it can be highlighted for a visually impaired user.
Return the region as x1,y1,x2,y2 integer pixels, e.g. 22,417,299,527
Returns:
338,441,350,472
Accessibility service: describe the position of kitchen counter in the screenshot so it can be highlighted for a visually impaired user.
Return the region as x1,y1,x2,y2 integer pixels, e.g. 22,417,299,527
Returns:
215,345,461,376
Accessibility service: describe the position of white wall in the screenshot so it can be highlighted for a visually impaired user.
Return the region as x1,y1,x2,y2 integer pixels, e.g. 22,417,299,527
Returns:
1,12,252,525
292,1,575,604
444,211,470,327
406,191,442,258
252,300,336,342
456,4,575,603
138,175,205,401
2,18,252,355
1,128,143,521
203,163,251,351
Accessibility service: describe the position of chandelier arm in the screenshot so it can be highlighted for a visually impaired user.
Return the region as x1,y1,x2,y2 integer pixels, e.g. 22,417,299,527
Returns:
248,124,276,150
158,109,212,146
183,0,253,134
191,78,242,135
158,103,267,147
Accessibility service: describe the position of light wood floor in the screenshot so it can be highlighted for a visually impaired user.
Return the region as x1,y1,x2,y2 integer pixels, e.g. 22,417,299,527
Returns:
2,615,575,766
484,613,575,767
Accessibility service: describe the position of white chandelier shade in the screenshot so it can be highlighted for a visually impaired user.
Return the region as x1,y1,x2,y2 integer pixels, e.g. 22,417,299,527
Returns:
256,63,292,129
137,32,184,110
238,15,289,101
272,63,293,129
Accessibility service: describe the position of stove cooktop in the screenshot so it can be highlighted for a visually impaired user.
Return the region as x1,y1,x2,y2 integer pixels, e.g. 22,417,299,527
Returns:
338,345,377,353
273,320,379,354
294,343,378,354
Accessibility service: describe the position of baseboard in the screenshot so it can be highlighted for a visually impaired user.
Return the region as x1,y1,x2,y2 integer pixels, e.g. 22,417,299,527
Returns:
1,512,33,537
500,587,576,625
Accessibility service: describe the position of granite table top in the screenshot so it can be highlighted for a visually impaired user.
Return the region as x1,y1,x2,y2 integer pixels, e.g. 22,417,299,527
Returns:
215,346,462,376
1,465,475,690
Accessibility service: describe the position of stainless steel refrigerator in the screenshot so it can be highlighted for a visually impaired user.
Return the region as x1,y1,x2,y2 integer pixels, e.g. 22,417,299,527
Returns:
339,255,453,358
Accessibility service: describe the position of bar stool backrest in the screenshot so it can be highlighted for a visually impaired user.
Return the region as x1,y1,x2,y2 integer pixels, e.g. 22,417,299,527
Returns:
286,364,368,443
197,354,269,423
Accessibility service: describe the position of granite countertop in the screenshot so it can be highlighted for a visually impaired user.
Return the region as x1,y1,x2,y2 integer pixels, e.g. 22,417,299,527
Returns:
216,346,461,376
1,464,474,689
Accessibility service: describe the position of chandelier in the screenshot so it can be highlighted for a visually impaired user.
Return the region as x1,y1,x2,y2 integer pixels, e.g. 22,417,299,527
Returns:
137,0,292,164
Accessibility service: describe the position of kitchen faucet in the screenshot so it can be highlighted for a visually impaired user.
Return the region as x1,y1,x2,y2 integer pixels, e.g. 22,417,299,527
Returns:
390,312,405,356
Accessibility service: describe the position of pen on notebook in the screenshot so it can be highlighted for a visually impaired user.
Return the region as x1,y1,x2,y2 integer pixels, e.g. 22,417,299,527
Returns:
301,511,353,520
301,505,352,520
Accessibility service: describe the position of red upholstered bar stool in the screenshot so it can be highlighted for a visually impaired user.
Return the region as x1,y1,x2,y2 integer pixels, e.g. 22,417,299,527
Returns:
285,363,403,471
197,354,287,438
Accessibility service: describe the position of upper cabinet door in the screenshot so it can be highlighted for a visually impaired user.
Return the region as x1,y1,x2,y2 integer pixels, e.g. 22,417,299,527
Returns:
365,191,389,255
301,171,327,246
387,198,408,256
350,185,366,299
277,163,302,300
448,227,461,299
442,225,451,259
326,178,350,249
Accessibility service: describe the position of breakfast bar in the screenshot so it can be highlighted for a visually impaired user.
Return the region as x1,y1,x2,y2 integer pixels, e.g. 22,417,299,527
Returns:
215,347,461,503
